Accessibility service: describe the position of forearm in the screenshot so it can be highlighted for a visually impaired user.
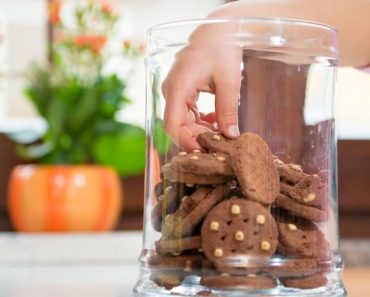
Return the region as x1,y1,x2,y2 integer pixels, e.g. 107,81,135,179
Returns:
209,0,370,67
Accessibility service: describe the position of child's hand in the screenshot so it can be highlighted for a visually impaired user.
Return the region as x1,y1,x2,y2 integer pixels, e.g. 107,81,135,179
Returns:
162,41,243,151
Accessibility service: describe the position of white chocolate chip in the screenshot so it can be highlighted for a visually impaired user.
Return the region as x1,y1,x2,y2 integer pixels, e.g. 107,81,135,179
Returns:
214,248,223,257
288,223,297,231
289,164,303,172
210,221,220,231
260,240,271,251
234,231,245,241
256,214,266,225
190,155,199,160
164,186,172,193
216,156,226,161
192,149,201,153
303,193,316,203
231,205,241,215
181,195,188,202
212,134,221,141
274,159,284,166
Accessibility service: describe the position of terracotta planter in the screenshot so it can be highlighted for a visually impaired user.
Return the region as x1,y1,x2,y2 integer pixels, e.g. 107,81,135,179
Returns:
7,165,123,232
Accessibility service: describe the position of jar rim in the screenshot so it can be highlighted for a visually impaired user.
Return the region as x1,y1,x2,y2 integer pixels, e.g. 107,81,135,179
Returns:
148,16,337,36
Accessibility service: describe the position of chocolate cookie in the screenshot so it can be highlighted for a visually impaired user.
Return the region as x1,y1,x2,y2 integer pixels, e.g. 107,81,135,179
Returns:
170,152,233,176
148,254,204,272
196,132,234,155
153,179,173,201
201,199,278,263
275,214,330,261
274,194,328,222
162,164,232,185
274,159,307,185
200,274,277,290
155,236,202,255
266,258,318,277
281,273,328,289
288,175,328,210
162,186,227,239
150,271,185,290
230,133,280,205
151,183,192,232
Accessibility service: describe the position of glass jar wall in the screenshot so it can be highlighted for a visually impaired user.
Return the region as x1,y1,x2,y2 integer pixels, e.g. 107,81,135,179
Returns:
134,18,346,297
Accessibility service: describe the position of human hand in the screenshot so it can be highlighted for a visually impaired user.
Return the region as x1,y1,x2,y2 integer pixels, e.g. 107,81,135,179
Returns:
162,32,243,151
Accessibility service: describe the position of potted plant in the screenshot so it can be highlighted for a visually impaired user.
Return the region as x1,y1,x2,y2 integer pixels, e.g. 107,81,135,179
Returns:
7,0,145,232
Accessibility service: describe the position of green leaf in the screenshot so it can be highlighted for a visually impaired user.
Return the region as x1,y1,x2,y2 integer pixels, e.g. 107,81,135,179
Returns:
92,124,146,176
154,119,172,154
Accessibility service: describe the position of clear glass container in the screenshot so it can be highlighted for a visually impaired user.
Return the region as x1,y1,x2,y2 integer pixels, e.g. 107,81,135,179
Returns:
135,18,346,297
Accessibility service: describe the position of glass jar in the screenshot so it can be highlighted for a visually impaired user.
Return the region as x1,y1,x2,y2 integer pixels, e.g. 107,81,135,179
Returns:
135,18,346,297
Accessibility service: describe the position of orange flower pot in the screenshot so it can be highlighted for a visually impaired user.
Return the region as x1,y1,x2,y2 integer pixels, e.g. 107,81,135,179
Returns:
7,165,123,232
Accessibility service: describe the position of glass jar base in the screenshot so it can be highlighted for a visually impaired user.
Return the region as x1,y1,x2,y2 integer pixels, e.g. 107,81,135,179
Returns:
134,269,346,297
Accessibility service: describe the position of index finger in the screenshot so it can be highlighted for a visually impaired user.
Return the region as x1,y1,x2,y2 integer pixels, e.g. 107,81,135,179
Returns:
163,76,210,151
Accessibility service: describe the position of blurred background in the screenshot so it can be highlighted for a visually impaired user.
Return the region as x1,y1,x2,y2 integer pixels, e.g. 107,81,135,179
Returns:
0,0,369,237
0,2,368,296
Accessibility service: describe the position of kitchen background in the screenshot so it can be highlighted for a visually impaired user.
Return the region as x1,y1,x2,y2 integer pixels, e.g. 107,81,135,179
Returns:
0,1,369,296
0,0,369,235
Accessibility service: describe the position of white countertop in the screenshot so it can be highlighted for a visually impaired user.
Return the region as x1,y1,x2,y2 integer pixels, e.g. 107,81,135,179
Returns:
0,232,143,297
0,265,138,297
0,232,369,297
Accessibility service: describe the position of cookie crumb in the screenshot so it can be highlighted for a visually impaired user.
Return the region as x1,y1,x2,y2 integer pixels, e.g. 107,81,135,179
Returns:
190,155,199,160
221,273,230,276
192,149,201,153
214,248,223,257
248,274,257,277
179,151,187,155
212,134,221,141
186,183,195,187
210,221,220,231
260,241,271,251
234,231,245,241
256,214,266,225
231,205,241,215
288,223,298,231
303,193,316,203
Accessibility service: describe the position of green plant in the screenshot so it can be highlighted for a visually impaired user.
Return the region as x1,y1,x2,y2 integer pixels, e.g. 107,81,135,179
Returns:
19,0,146,177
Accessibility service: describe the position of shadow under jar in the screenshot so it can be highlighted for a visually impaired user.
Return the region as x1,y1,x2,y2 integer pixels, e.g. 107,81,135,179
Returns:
135,17,346,297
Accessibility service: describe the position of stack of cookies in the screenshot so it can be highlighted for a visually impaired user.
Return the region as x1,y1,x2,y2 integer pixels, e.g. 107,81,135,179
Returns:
149,132,330,292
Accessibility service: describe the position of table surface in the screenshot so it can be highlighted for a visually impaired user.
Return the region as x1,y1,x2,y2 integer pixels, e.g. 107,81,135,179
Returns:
0,265,369,297
0,232,368,297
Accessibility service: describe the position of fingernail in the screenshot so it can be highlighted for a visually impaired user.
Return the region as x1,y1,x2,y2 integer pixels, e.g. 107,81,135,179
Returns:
227,125,240,138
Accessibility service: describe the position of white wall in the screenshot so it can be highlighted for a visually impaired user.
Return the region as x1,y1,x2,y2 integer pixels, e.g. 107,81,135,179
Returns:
0,0,223,131
0,0,47,130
